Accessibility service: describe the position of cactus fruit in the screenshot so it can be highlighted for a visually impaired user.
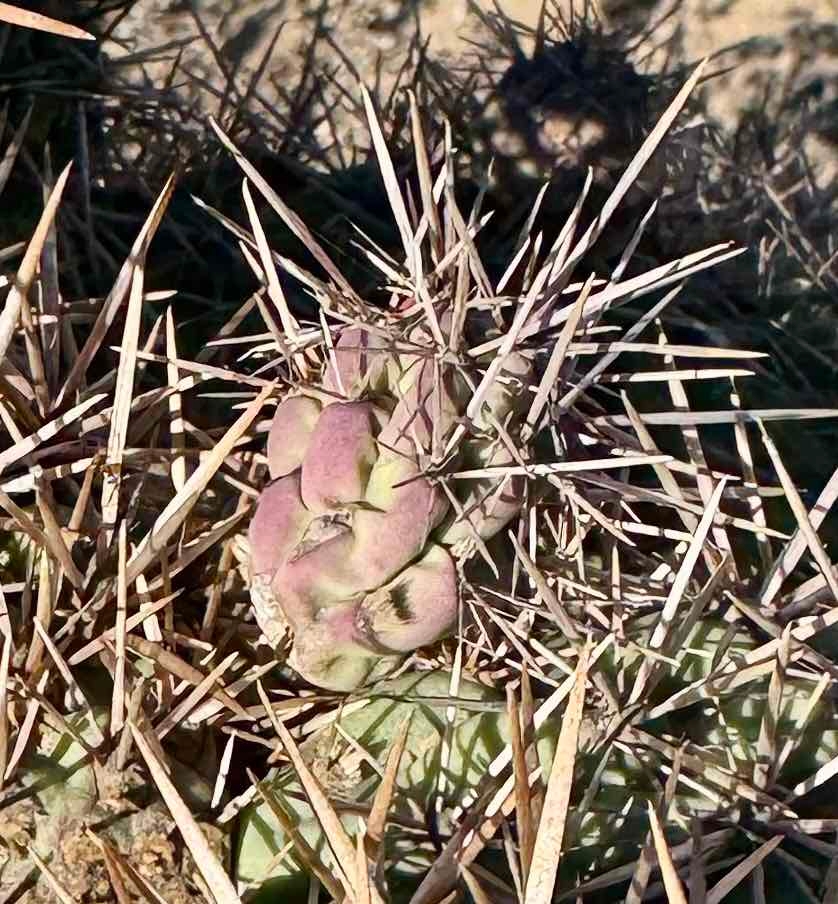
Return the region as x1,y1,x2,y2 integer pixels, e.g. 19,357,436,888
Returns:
248,323,533,691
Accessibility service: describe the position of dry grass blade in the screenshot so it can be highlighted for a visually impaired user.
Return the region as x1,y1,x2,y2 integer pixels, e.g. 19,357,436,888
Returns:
524,643,590,904
101,263,145,548
56,174,176,408
0,1,94,38
629,479,727,705
27,846,79,904
0,162,72,362
705,836,783,904
111,522,129,735
256,682,357,898
0,633,9,788
126,383,273,584
165,307,187,492
646,804,688,904
130,723,241,904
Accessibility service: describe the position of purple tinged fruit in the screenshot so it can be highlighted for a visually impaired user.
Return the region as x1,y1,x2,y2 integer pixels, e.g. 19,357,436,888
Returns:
266,394,323,480
300,401,384,513
248,327,532,691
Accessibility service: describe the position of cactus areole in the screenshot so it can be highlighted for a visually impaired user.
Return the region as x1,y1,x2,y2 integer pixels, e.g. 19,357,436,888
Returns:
248,321,532,690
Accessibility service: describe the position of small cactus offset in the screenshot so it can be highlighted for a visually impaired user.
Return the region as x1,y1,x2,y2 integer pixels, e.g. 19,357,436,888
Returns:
248,316,534,690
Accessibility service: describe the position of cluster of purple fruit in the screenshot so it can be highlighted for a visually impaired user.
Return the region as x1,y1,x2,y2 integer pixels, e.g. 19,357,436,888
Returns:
248,320,532,690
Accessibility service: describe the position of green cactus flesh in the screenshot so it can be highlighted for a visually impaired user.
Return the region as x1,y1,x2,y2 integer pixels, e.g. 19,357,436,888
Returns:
235,662,838,899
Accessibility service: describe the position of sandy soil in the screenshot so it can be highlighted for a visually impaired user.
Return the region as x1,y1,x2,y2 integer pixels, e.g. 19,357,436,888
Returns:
110,0,837,150
604,0,838,177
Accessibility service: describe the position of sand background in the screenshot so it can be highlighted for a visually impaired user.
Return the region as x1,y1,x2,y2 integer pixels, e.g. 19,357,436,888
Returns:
110,0,837,174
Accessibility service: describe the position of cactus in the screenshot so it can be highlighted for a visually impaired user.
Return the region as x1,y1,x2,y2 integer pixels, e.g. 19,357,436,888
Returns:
248,322,534,691
1,8,838,900
236,662,838,898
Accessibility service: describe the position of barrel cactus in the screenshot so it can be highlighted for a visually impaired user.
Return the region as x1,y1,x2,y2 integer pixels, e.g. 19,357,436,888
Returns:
248,317,533,690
